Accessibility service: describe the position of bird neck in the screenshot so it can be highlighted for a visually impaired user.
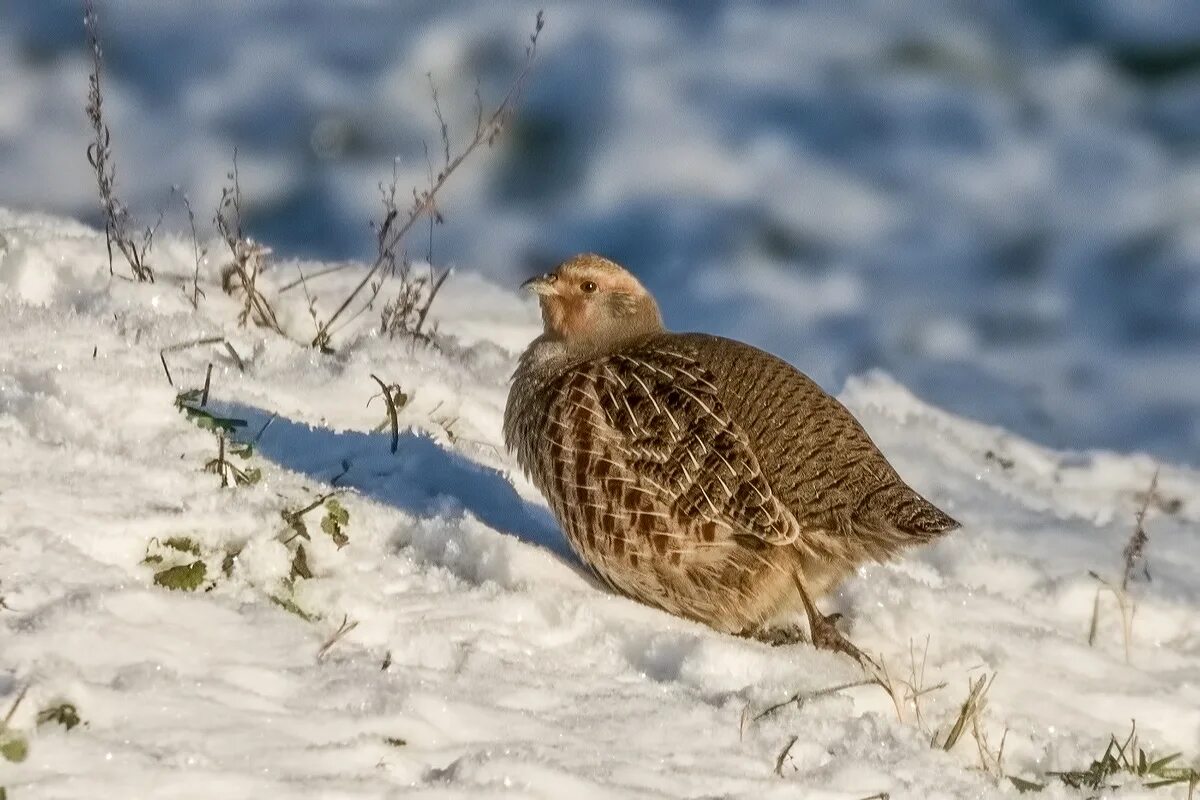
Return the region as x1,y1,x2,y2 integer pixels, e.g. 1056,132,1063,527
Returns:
545,300,664,359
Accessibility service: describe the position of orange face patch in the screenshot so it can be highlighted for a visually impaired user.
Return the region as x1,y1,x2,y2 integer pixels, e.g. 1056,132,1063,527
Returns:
541,292,593,339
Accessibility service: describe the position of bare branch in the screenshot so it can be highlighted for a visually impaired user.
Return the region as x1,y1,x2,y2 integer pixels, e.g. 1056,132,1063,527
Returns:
1122,468,1157,592
427,73,451,169
215,149,284,334
773,735,798,777
175,188,206,309
84,0,154,282
369,373,400,454
311,10,546,349
317,614,360,662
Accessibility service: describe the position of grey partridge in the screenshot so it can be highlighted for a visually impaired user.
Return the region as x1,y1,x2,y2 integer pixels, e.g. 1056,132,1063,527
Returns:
504,254,959,659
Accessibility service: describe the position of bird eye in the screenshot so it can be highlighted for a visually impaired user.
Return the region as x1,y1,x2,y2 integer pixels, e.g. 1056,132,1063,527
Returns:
581,281,597,293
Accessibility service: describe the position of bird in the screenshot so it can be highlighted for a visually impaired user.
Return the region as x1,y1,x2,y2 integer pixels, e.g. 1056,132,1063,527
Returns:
503,254,959,661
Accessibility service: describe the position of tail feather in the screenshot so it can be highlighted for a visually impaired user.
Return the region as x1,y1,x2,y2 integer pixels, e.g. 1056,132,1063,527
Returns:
865,482,960,544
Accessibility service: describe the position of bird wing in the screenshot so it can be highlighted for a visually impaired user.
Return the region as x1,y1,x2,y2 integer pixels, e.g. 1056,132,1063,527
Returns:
539,344,805,564
676,333,961,560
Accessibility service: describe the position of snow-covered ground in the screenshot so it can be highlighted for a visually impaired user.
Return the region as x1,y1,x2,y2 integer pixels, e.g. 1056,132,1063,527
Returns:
1,209,1198,798
2,1,1200,465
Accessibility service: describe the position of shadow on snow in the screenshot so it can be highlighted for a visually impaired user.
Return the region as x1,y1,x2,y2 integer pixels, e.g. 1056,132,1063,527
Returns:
219,403,580,569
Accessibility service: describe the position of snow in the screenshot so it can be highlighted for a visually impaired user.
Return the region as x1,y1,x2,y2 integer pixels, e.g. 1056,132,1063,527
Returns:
3,1,1200,467
1,208,1198,798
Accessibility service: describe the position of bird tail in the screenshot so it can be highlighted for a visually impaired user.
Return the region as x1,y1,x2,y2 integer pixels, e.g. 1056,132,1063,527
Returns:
871,483,960,542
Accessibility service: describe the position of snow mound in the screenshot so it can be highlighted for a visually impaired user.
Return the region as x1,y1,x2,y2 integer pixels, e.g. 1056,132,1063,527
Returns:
0,209,1197,798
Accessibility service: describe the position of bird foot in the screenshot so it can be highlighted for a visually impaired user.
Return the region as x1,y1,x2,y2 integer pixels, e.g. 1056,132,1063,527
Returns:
807,610,874,668
750,626,809,647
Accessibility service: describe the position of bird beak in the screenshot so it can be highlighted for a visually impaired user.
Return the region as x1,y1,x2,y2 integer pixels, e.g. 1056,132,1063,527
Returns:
520,273,559,296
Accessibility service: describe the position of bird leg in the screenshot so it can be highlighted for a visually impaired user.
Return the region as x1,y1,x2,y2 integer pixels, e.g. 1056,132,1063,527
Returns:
790,573,875,668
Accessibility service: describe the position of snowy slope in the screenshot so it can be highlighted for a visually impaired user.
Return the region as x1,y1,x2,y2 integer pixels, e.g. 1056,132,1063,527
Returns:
0,209,1198,799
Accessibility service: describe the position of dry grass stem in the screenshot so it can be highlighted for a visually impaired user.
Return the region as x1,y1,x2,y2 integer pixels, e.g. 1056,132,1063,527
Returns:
317,615,360,662
773,734,799,777
171,187,207,308
158,335,226,386
753,679,876,723
84,0,155,283
902,636,948,733
1122,468,1158,592
311,10,545,349
215,150,283,334
1087,468,1159,662
368,374,403,453
200,363,214,406
939,672,996,752
970,720,1008,779
2,686,27,727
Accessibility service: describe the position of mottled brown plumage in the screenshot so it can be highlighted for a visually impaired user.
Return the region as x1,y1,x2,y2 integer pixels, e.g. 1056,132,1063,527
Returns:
504,254,959,657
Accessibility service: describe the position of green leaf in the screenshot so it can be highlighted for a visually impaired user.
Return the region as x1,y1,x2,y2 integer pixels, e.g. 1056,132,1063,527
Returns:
153,561,206,591
325,498,349,525
37,703,81,731
320,499,350,548
1008,776,1045,793
163,536,201,555
0,734,27,763
1146,753,1182,773
270,594,315,622
221,547,242,578
320,513,349,549
290,545,312,581
176,391,250,435
175,389,203,408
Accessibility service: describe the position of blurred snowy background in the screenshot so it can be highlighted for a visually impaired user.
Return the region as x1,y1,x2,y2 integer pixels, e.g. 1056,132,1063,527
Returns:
2,0,1198,465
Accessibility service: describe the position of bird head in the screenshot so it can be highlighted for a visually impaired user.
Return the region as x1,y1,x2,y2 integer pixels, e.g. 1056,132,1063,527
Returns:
522,254,664,352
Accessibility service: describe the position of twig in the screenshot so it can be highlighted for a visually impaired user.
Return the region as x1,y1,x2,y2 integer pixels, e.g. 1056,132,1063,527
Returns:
773,735,799,777
253,412,277,443
902,636,947,733
317,614,360,662
311,10,545,349
84,0,154,283
369,374,400,454
1086,469,1160,662
200,363,213,406
158,335,225,387
291,262,328,344
280,490,344,543
216,435,227,488
427,73,451,169
1122,468,1158,592
159,351,173,386
2,685,28,727
222,341,245,371
179,189,206,308
753,679,876,723
278,261,351,293
216,149,283,334
940,673,996,752
875,655,907,723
